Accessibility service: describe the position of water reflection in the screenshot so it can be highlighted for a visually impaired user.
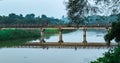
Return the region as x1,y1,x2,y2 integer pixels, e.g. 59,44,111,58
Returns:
0,38,36,48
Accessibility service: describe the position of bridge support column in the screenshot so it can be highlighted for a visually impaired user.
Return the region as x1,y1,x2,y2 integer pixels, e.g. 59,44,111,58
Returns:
58,26,63,43
40,28,45,44
82,26,87,44
106,27,110,33
106,27,111,46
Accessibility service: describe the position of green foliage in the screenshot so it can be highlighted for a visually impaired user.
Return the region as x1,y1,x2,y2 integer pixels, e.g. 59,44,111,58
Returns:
104,21,120,44
91,47,120,63
104,14,120,44
0,13,62,25
93,14,120,63
86,14,119,25
44,29,75,37
45,29,58,33
66,0,86,24
0,29,74,41
0,29,40,41
66,0,120,24
92,13,120,63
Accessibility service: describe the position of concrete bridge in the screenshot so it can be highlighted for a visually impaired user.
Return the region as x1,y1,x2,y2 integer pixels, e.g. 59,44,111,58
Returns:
39,25,111,44
0,24,117,48
0,24,111,28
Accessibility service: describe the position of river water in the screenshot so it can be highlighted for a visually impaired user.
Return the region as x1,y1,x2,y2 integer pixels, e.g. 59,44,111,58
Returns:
0,29,114,63
32,29,115,43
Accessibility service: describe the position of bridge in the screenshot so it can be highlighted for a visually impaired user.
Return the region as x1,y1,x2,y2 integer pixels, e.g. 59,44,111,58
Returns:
0,24,111,28
0,24,117,48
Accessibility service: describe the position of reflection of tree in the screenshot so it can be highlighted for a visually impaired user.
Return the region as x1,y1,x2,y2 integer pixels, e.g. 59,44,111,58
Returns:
45,36,50,39
0,38,36,48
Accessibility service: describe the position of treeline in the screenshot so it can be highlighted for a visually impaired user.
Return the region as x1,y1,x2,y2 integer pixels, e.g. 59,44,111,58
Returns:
0,13,63,25
86,13,120,25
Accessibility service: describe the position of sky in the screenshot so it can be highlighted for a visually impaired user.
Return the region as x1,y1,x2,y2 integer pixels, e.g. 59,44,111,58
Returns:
0,0,68,18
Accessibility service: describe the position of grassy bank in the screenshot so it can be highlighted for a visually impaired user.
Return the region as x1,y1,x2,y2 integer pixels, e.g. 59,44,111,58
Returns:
0,29,75,47
44,29,75,34
0,29,75,41
0,29,40,41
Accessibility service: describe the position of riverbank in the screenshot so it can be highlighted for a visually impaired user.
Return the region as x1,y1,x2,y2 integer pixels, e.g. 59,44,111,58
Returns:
0,29,40,41
0,29,75,41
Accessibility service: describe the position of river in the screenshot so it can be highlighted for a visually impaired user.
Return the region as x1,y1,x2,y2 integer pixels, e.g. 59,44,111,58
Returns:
0,29,115,63
32,29,115,43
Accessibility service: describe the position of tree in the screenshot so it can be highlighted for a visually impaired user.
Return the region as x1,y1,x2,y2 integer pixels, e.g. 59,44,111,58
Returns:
41,14,47,19
91,47,120,63
66,0,120,24
25,14,35,19
104,14,120,45
25,14,36,24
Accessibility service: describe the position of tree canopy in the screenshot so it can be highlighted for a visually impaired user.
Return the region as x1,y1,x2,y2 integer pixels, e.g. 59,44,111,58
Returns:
0,13,63,25
66,0,120,24
104,13,120,45
104,22,120,45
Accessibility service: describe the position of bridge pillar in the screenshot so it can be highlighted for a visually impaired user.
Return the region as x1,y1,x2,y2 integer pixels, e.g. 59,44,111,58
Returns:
82,26,87,43
106,27,111,33
58,26,63,43
40,28,45,44
106,27,111,46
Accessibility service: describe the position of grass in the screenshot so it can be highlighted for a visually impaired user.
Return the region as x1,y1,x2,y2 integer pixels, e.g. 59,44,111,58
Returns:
0,29,75,41
0,29,76,40
0,29,40,41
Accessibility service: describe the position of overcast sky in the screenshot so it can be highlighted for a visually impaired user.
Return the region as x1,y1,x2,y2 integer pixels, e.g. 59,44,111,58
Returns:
0,0,68,18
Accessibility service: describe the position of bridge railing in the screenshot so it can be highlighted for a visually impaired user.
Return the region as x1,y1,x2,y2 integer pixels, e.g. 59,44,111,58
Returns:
0,24,111,28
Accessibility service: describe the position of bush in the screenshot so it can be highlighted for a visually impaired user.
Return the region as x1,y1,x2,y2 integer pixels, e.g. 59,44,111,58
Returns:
91,47,120,63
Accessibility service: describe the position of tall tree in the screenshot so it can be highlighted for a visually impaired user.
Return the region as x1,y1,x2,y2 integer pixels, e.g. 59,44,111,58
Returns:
104,14,120,45
66,0,120,24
